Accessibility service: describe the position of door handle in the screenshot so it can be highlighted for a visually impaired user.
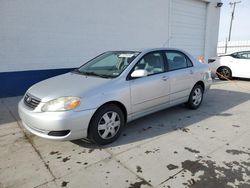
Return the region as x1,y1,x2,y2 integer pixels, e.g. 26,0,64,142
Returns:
189,70,194,74
162,76,169,81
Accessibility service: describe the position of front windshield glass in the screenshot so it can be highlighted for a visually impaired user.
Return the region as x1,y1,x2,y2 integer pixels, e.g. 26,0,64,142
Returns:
76,51,140,78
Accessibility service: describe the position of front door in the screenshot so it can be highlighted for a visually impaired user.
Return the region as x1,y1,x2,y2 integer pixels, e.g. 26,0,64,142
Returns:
129,52,170,114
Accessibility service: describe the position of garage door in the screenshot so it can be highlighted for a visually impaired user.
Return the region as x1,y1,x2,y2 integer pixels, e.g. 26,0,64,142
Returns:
170,0,207,58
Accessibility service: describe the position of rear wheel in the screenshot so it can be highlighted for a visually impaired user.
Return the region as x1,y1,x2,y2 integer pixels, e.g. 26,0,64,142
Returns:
88,104,124,145
186,84,204,109
217,67,232,80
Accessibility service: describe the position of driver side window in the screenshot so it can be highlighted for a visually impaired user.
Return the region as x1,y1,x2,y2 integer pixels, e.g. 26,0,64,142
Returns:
134,52,165,76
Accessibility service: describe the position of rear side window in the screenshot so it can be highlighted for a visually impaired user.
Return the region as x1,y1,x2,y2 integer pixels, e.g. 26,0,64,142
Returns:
237,52,250,59
165,51,193,71
187,58,193,67
232,52,250,59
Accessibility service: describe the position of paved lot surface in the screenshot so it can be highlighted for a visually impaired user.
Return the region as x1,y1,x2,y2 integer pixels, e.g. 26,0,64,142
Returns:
1,80,250,188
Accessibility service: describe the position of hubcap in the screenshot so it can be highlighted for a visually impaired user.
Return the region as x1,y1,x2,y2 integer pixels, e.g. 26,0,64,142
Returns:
192,88,202,106
97,111,121,139
221,68,230,77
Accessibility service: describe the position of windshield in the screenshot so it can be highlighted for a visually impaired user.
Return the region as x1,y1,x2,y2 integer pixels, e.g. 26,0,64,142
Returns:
75,51,140,78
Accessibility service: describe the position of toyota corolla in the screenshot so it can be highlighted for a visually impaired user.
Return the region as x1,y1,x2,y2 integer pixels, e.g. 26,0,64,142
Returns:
18,48,212,145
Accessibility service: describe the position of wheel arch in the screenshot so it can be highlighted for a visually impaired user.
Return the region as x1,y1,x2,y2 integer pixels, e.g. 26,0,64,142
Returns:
194,80,205,92
87,101,128,138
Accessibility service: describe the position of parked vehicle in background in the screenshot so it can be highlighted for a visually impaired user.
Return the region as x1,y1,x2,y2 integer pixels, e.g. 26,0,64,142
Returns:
209,51,250,80
18,48,212,145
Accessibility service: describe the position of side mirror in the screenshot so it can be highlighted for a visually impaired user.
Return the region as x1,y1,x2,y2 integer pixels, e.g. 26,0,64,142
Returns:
131,70,148,78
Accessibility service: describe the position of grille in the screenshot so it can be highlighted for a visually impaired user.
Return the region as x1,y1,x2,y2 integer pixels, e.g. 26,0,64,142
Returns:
24,94,41,109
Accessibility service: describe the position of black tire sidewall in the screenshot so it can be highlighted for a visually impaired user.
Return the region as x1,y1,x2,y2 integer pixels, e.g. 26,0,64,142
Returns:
187,84,204,109
88,104,125,145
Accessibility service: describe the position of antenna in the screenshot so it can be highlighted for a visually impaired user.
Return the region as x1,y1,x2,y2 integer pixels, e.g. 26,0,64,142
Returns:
163,37,172,47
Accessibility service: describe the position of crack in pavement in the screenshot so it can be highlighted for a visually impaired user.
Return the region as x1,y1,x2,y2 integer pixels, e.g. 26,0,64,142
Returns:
6,104,57,182
103,148,153,187
156,129,250,187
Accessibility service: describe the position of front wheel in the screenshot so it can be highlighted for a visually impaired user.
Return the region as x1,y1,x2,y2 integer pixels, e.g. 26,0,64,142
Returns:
186,84,204,109
88,104,125,145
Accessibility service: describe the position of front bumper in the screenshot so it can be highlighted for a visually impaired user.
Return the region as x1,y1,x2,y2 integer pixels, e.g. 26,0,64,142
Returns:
18,99,96,141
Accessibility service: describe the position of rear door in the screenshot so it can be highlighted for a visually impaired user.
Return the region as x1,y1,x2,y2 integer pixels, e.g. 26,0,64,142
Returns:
129,52,170,114
165,51,196,104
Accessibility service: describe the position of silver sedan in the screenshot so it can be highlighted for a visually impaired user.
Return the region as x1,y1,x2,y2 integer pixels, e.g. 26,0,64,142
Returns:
18,48,212,145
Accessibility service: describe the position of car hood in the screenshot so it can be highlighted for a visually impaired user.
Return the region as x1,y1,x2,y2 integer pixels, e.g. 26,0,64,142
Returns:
27,72,112,102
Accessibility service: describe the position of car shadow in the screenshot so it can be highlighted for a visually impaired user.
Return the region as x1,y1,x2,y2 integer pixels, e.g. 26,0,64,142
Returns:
0,96,22,125
1,85,249,149
233,77,250,81
213,77,250,82
71,87,250,149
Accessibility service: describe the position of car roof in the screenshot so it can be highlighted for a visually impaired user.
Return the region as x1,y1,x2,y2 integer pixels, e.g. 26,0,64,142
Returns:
108,48,196,63
110,48,188,54
221,50,250,56
142,48,187,53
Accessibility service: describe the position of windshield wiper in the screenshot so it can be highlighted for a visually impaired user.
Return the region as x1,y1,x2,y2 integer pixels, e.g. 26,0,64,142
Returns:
72,69,114,78
80,71,112,79
71,69,82,74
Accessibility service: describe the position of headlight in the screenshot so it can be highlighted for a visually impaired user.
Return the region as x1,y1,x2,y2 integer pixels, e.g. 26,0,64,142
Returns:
42,97,81,112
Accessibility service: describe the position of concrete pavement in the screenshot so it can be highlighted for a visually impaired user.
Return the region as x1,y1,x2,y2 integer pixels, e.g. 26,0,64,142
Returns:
0,80,250,188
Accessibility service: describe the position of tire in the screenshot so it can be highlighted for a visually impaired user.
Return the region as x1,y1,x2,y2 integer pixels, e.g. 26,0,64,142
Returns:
186,84,204,110
88,104,125,145
217,67,232,80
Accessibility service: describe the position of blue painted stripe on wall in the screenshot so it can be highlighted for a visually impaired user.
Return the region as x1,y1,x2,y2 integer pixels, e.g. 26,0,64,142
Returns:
0,68,74,98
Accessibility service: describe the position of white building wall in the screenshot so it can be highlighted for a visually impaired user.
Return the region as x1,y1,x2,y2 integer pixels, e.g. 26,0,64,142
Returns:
0,0,221,72
169,0,207,58
0,0,170,72
203,0,221,60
